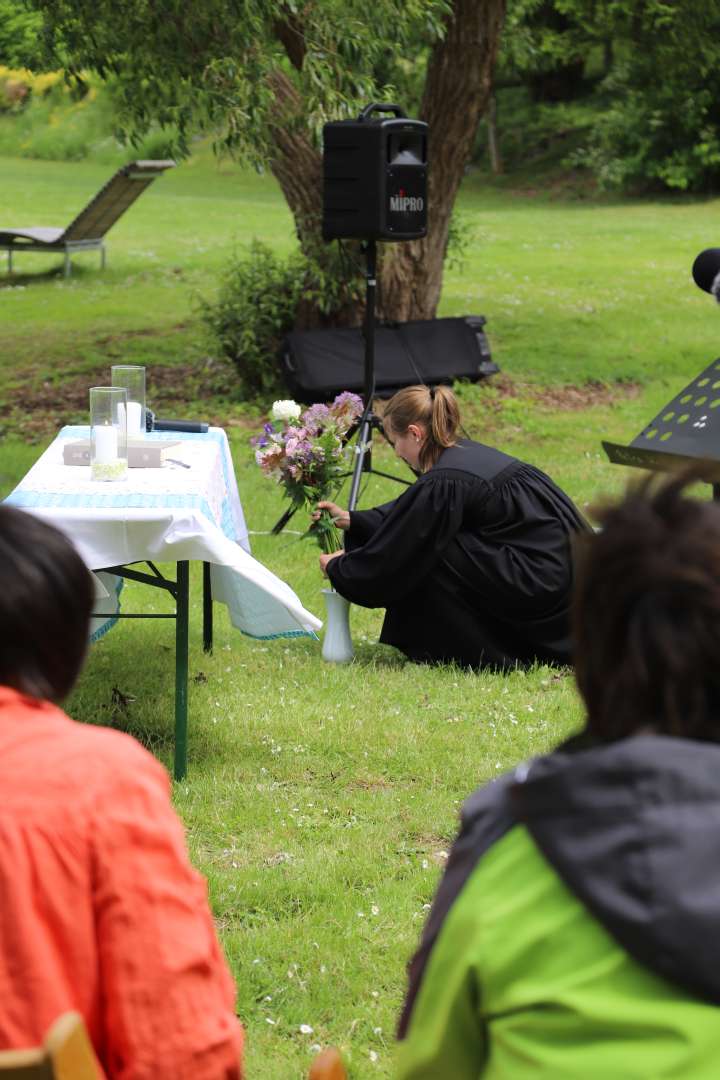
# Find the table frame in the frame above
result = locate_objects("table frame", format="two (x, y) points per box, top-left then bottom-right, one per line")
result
(92, 559), (214, 781)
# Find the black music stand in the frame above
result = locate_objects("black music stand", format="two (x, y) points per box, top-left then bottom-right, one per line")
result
(603, 357), (720, 497)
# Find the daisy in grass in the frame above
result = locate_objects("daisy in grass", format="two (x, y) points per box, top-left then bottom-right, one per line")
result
(252, 393), (363, 553)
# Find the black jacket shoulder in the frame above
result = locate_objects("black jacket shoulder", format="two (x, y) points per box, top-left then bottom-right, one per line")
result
(428, 439), (520, 485)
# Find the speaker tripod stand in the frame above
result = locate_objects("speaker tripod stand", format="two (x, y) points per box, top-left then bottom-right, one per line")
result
(346, 238), (413, 509)
(270, 238), (412, 537)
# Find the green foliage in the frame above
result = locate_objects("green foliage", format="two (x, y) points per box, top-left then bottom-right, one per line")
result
(0, 69), (181, 161)
(500, 0), (597, 97)
(571, 56), (720, 193)
(25, 0), (450, 163)
(475, 84), (601, 174)
(0, 0), (43, 69)
(498, 0), (720, 193)
(202, 241), (306, 401)
(0, 74), (111, 159)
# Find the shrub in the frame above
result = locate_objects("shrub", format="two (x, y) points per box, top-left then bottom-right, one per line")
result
(0, 65), (31, 112)
(569, 69), (720, 193)
(0, 69), (115, 159)
(202, 241), (306, 401)
(0, 66), (67, 114)
(203, 239), (364, 402)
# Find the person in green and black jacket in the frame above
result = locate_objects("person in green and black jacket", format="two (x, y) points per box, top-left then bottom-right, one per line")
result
(396, 467), (720, 1079)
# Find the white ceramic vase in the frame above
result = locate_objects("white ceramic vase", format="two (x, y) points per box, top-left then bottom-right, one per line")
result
(321, 588), (354, 663)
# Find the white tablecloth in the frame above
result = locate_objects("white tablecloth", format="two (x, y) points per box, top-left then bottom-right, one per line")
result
(5, 426), (322, 639)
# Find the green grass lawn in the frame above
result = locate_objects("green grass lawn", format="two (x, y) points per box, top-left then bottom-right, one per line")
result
(2, 149), (720, 1077)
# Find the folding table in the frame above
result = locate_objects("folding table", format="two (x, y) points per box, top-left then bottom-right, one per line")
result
(5, 426), (322, 778)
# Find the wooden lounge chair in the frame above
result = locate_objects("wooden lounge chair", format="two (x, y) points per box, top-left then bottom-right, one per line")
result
(0, 159), (175, 277)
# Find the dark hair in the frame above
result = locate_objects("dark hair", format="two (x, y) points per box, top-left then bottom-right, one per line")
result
(0, 505), (93, 702)
(573, 467), (720, 743)
(382, 384), (460, 471)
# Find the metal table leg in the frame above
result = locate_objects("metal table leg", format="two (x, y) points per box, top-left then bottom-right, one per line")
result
(202, 561), (213, 653)
(96, 560), (193, 779)
(174, 561), (189, 781)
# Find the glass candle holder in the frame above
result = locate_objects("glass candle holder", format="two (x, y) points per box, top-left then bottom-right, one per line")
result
(90, 386), (128, 482)
(111, 364), (146, 438)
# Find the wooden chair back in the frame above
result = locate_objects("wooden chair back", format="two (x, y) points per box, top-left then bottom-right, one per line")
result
(0, 1012), (102, 1080)
(308, 1046), (348, 1080)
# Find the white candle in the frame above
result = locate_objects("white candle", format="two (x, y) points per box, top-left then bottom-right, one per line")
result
(93, 424), (118, 463)
(126, 400), (143, 436)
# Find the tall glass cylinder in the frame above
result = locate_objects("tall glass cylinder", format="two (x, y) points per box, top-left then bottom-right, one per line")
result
(90, 386), (128, 482)
(111, 364), (146, 438)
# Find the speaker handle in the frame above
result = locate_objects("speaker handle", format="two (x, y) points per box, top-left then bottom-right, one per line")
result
(358, 102), (407, 121)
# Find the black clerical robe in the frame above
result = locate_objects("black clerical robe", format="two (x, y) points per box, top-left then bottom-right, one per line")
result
(326, 439), (589, 669)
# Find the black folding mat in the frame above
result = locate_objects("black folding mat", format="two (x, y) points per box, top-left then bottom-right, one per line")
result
(282, 316), (498, 403)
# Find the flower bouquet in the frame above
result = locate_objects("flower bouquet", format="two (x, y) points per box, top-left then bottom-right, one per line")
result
(252, 393), (364, 554)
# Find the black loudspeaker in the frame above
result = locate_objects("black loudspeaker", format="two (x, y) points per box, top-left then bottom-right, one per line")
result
(282, 316), (497, 403)
(322, 103), (428, 242)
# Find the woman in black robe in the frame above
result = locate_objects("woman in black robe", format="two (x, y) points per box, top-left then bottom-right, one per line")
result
(319, 384), (589, 669)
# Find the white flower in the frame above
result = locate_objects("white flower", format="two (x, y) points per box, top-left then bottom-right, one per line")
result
(271, 399), (301, 422)
(299, 1024), (314, 1035)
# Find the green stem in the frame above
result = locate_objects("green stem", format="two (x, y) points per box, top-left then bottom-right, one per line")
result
(318, 508), (342, 555)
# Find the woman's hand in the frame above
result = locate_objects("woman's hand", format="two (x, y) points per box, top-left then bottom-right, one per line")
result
(314, 501), (350, 530)
(319, 551), (343, 576)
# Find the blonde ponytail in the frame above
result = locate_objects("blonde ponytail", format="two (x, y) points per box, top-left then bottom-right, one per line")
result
(382, 384), (460, 471)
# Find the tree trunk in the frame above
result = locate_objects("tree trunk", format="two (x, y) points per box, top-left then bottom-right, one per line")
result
(266, 69), (322, 252)
(379, 0), (506, 322)
(487, 91), (503, 175)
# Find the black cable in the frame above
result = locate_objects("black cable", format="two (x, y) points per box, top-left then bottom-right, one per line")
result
(396, 324), (426, 386)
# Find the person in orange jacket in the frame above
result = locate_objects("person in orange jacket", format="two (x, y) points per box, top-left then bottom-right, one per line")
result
(0, 504), (243, 1079)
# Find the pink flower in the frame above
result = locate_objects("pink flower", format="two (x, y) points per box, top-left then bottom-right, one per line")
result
(329, 392), (364, 434)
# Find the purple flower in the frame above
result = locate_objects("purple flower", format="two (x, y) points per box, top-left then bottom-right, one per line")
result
(302, 403), (332, 435)
(251, 419), (279, 448)
(332, 391), (363, 414)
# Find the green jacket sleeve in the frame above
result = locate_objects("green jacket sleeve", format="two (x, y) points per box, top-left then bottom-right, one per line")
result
(395, 882), (487, 1079)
